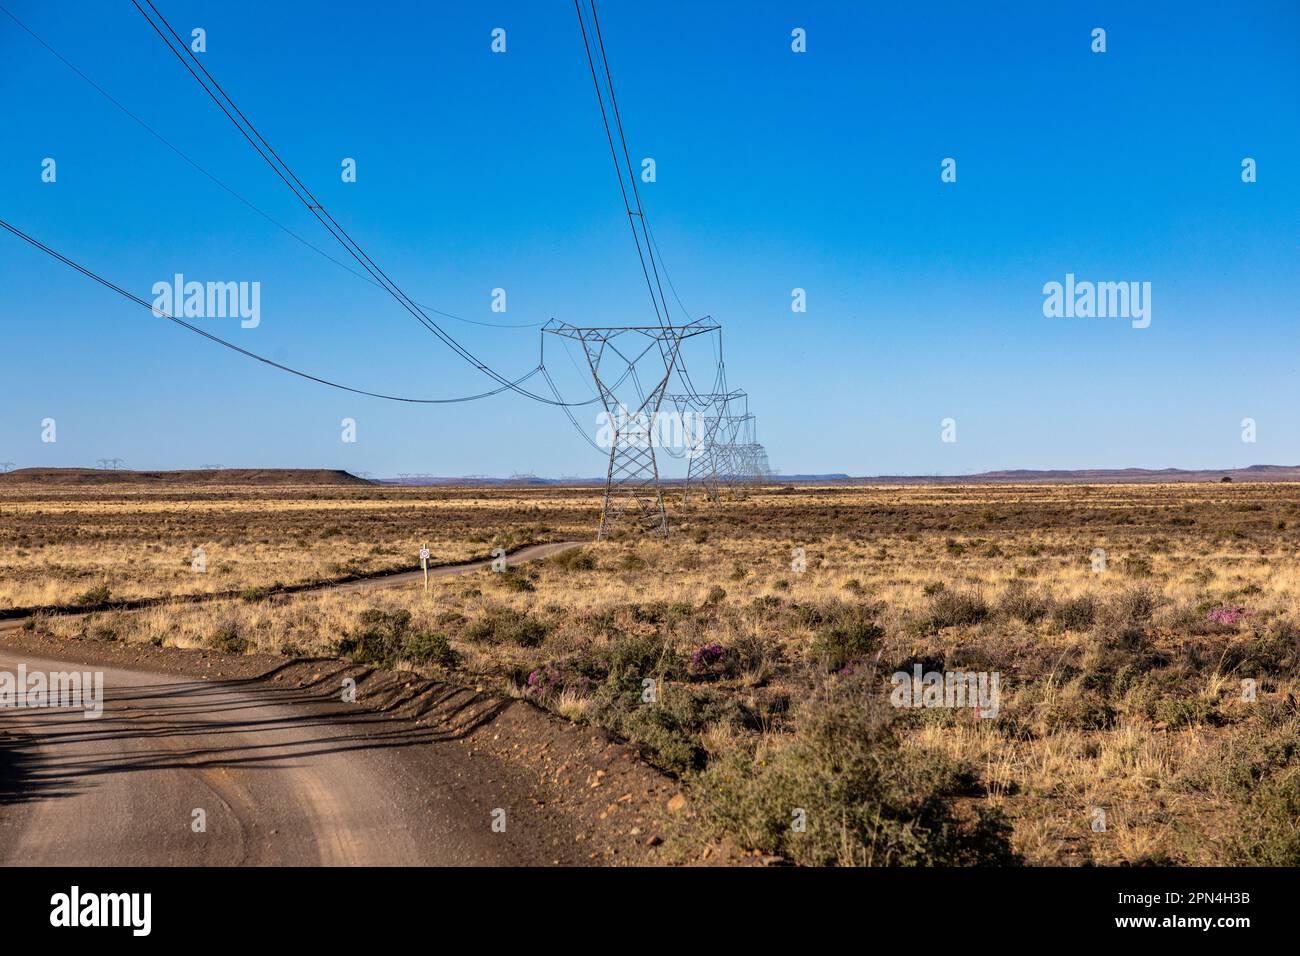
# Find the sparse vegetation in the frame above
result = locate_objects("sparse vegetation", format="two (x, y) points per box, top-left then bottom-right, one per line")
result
(15, 479), (1300, 865)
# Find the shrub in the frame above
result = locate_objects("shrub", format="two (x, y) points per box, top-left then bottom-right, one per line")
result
(402, 630), (458, 667)
(209, 623), (250, 655)
(524, 659), (597, 703)
(1241, 617), (1300, 674)
(589, 684), (750, 775)
(73, 583), (111, 607)
(687, 641), (739, 680)
(1233, 771), (1300, 864)
(1200, 721), (1300, 864)
(997, 582), (1050, 624)
(1052, 594), (1097, 631)
(1098, 587), (1160, 651)
(337, 608), (411, 665)
(604, 633), (679, 689)
(694, 682), (1017, 866)
(550, 547), (596, 571)
(497, 570), (535, 592)
(1207, 605), (1248, 628)
(1015, 678), (1115, 734)
(810, 609), (885, 672)
(921, 590), (989, 631)
(1122, 555), (1154, 578)
(1154, 695), (1219, 729)
(463, 606), (548, 647)
(618, 553), (648, 572)
(732, 633), (780, 686)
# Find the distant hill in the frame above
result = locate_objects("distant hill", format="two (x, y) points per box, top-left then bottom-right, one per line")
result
(832, 465), (1300, 485)
(0, 468), (371, 486)
(375, 474), (853, 486)
(379, 467), (1299, 486)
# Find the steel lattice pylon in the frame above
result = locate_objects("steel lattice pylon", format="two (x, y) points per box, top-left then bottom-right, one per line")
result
(706, 393), (771, 495)
(665, 389), (746, 505)
(544, 318), (720, 539)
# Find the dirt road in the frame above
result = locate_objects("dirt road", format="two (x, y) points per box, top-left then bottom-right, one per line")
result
(0, 540), (676, 866)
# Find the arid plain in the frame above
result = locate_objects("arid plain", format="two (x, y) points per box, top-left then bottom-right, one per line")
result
(3, 474), (1298, 866)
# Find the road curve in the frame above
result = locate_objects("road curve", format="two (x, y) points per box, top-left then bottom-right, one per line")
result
(0, 541), (591, 865)
(327, 540), (583, 594)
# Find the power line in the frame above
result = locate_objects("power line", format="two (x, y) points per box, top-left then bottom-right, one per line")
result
(0, 217), (540, 405)
(129, 0), (585, 407)
(0, 3), (543, 331)
(574, 1), (722, 408)
(589, 0), (675, 326)
(572, 0), (667, 330)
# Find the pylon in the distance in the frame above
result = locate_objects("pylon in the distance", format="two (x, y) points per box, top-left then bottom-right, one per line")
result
(544, 317), (720, 539)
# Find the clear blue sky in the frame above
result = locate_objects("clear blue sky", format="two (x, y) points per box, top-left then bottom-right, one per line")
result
(2, 0), (1297, 477)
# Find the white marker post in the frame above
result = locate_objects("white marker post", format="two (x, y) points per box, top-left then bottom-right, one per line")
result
(420, 545), (430, 592)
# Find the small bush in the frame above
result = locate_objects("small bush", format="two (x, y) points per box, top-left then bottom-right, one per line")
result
(73, 584), (111, 607)
(337, 608), (412, 665)
(1241, 618), (1300, 674)
(1233, 771), (1300, 864)
(810, 609), (885, 672)
(589, 684), (750, 775)
(463, 606), (547, 647)
(402, 630), (458, 667)
(209, 623), (250, 655)
(1098, 587), (1160, 651)
(550, 547), (596, 571)
(997, 582), (1050, 624)
(604, 633), (679, 688)
(618, 553), (648, 572)
(921, 590), (989, 631)
(694, 682), (1017, 866)
(1052, 594), (1097, 631)
(1155, 695), (1219, 729)
(1122, 555), (1154, 578)
(1019, 679), (1115, 733)
(497, 570), (535, 593)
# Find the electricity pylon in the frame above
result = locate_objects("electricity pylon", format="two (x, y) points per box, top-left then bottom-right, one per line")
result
(544, 317), (719, 539)
(665, 389), (746, 505)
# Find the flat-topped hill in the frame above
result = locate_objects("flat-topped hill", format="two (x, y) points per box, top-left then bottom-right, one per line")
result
(0, 468), (371, 486)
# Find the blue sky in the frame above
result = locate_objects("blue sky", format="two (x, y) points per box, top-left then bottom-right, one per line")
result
(2, 0), (1297, 477)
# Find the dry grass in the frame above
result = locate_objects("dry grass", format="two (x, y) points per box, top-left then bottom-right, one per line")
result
(15, 479), (1300, 864)
(0, 483), (593, 608)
